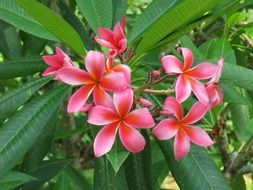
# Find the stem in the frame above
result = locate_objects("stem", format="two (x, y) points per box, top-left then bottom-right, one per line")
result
(140, 88), (174, 96)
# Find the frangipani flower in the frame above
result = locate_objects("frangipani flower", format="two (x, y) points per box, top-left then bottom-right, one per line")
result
(161, 47), (218, 104)
(205, 58), (224, 109)
(153, 97), (213, 160)
(95, 17), (127, 56)
(57, 51), (128, 113)
(42, 47), (73, 78)
(88, 88), (155, 157)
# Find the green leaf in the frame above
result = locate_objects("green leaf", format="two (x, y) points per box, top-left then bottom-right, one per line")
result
(157, 140), (231, 190)
(75, 0), (113, 33)
(54, 172), (73, 190)
(0, 0), (57, 41)
(0, 171), (36, 190)
(133, 0), (220, 54)
(54, 125), (89, 141)
(124, 131), (153, 190)
(22, 159), (71, 190)
(94, 156), (128, 190)
(199, 38), (236, 64)
(231, 176), (246, 190)
(106, 137), (130, 173)
(0, 84), (69, 178)
(229, 103), (252, 142)
(16, 0), (86, 56)
(221, 64), (253, 90)
(0, 57), (47, 79)
(0, 77), (51, 124)
(22, 113), (57, 171)
(112, 0), (126, 27)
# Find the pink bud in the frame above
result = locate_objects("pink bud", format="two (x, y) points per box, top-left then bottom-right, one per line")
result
(209, 58), (224, 84)
(159, 110), (173, 117)
(138, 98), (153, 107)
(151, 70), (161, 77)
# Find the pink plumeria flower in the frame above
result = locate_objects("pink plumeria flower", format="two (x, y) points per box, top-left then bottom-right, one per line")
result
(161, 47), (218, 104)
(87, 88), (155, 157)
(42, 47), (73, 79)
(95, 17), (127, 56)
(205, 58), (224, 109)
(57, 51), (128, 113)
(153, 97), (213, 161)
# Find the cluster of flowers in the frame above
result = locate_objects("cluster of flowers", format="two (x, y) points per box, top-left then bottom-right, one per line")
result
(42, 18), (224, 160)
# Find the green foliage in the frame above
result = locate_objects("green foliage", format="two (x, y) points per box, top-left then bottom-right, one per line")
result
(16, 0), (86, 56)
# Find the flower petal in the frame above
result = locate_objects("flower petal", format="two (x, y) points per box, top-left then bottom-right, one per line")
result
(93, 86), (114, 108)
(152, 119), (178, 140)
(174, 129), (190, 161)
(190, 78), (209, 104)
(209, 58), (224, 83)
(100, 72), (127, 92)
(163, 97), (183, 120)
(161, 55), (183, 74)
(88, 105), (119, 125)
(85, 51), (105, 80)
(124, 108), (155, 129)
(67, 84), (95, 113)
(119, 123), (145, 153)
(94, 37), (116, 49)
(113, 22), (125, 42)
(94, 123), (119, 157)
(175, 74), (192, 103)
(112, 64), (131, 86)
(181, 47), (193, 70)
(98, 27), (114, 42)
(42, 55), (62, 67)
(113, 88), (133, 117)
(118, 39), (127, 54)
(183, 125), (214, 146)
(185, 62), (217, 80)
(42, 67), (58, 76)
(57, 67), (94, 85)
(182, 101), (208, 124)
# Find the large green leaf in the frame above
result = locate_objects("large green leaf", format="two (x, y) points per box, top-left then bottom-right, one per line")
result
(112, 0), (126, 27)
(0, 57), (47, 79)
(75, 0), (113, 33)
(124, 131), (153, 190)
(16, 0), (86, 56)
(132, 0), (219, 54)
(0, 84), (69, 177)
(106, 138), (130, 173)
(221, 64), (253, 90)
(0, 171), (36, 190)
(0, 77), (51, 124)
(54, 171), (73, 190)
(22, 159), (71, 190)
(0, 0), (57, 41)
(94, 156), (128, 190)
(158, 140), (231, 190)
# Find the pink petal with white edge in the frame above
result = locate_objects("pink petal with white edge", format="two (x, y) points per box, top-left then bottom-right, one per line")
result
(183, 125), (214, 146)
(67, 84), (95, 113)
(57, 67), (94, 85)
(190, 78), (209, 105)
(113, 88), (133, 117)
(63, 57), (74, 68)
(98, 27), (114, 42)
(182, 101), (208, 124)
(163, 97), (183, 120)
(94, 37), (116, 49)
(185, 62), (217, 80)
(209, 58), (224, 83)
(56, 47), (68, 59)
(100, 72), (127, 92)
(42, 55), (62, 67)
(181, 47), (194, 70)
(113, 22), (125, 43)
(161, 55), (183, 74)
(85, 51), (105, 80)
(206, 83), (218, 105)
(88, 106), (119, 125)
(93, 86), (114, 108)
(152, 119), (178, 140)
(112, 64), (131, 86)
(175, 74), (192, 103)
(42, 67), (58, 76)
(118, 38), (127, 54)
(124, 108), (155, 129)
(94, 122), (119, 157)
(174, 129), (190, 161)
(119, 123), (146, 153)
